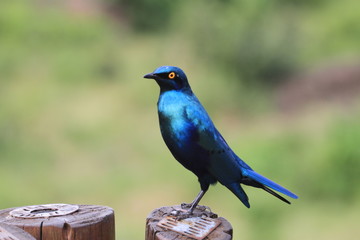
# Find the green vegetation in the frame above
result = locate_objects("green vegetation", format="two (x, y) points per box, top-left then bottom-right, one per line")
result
(0, 0), (359, 239)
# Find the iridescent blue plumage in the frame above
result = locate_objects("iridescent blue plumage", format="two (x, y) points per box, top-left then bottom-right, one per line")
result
(144, 66), (298, 214)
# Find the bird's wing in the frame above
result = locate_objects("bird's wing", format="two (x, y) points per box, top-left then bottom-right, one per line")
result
(184, 97), (252, 168)
(183, 98), (249, 178)
(183, 99), (229, 152)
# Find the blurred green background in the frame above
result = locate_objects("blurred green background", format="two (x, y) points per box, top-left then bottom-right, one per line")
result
(1, 0), (360, 239)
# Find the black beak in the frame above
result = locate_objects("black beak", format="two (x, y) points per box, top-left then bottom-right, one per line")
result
(143, 73), (156, 79)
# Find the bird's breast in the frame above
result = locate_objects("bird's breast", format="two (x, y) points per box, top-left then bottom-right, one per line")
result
(158, 108), (194, 147)
(157, 91), (197, 147)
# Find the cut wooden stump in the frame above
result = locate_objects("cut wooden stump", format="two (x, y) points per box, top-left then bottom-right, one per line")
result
(146, 205), (233, 240)
(0, 204), (115, 240)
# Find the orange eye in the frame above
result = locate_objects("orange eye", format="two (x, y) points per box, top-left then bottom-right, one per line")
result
(168, 72), (176, 79)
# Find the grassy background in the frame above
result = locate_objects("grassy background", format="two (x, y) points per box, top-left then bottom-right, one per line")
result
(0, 0), (360, 239)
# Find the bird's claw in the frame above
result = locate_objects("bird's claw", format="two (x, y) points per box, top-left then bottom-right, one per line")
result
(170, 210), (192, 220)
(180, 202), (192, 209)
(181, 203), (214, 214)
(169, 204), (218, 220)
(170, 209), (210, 220)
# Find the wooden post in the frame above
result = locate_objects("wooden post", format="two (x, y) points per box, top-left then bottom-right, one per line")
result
(0, 204), (115, 240)
(146, 205), (233, 240)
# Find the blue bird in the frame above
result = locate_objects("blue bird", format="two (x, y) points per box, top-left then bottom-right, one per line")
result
(144, 66), (298, 216)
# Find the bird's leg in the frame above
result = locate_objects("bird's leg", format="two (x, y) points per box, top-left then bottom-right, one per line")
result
(186, 189), (205, 214)
(180, 189), (205, 211)
(174, 190), (214, 220)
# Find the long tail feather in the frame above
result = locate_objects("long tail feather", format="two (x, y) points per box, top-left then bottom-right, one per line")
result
(243, 169), (298, 199)
(262, 186), (291, 204)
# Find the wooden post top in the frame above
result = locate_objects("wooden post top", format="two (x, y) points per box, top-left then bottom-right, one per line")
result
(146, 205), (233, 240)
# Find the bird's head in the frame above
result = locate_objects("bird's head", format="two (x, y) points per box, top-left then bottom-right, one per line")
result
(144, 66), (190, 91)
